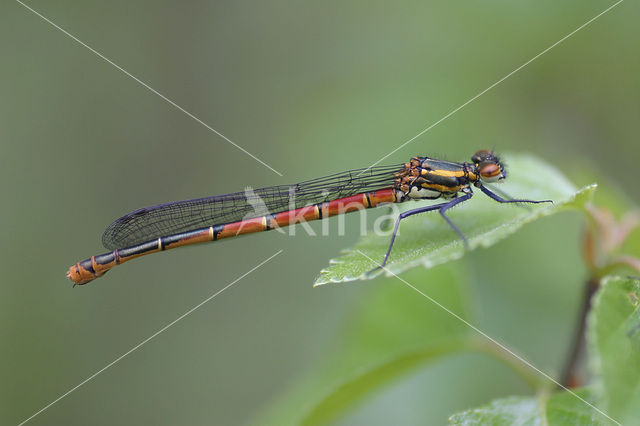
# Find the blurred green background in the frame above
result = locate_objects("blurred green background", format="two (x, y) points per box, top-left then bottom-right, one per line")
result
(1, 1), (638, 424)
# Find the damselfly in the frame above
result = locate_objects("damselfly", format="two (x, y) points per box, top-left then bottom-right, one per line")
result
(67, 150), (551, 285)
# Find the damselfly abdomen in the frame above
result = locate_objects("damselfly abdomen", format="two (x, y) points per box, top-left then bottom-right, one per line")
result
(67, 150), (551, 285)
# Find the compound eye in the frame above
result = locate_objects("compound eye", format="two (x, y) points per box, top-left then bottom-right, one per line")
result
(479, 162), (501, 179)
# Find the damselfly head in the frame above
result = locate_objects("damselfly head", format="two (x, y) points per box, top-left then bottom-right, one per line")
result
(472, 150), (506, 183)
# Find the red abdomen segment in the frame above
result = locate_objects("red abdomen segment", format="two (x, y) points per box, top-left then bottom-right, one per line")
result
(67, 189), (397, 285)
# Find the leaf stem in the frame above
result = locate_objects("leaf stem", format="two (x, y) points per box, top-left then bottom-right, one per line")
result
(470, 337), (545, 391)
(560, 277), (599, 388)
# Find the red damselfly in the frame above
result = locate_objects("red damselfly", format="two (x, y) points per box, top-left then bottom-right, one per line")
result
(67, 150), (551, 285)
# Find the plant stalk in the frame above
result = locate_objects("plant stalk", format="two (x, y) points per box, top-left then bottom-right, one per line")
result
(560, 277), (599, 388)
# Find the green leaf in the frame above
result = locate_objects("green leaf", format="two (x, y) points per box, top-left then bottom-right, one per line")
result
(300, 336), (547, 426)
(587, 276), (640, 424)
(253, 265), (473, 425)
(449, 395), (541, 425)
(449, 388), (612, 426)
(316, 153), (595, 285)
(545, 389), (610, 426)
(301, 341), (469, 426)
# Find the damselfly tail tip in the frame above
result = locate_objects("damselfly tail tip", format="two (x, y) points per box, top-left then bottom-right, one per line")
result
(65, 269), (77, 288)
(66, 262), (97, 286)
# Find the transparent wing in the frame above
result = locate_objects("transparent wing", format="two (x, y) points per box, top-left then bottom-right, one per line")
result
(102, 164), (403, 249)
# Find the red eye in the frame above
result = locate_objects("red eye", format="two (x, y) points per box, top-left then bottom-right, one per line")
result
(479, 163), (500, 178)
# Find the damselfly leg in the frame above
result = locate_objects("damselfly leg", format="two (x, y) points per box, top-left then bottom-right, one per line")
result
(368, 190), (473, 275)
(478, 185), (553, 205)
(368, 186), (552, 276)
(482, 185), (516, 202)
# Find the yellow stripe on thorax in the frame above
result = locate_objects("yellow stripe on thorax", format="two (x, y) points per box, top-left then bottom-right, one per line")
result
(421, 182), (462, 193)
(421, 169), (465, 178)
